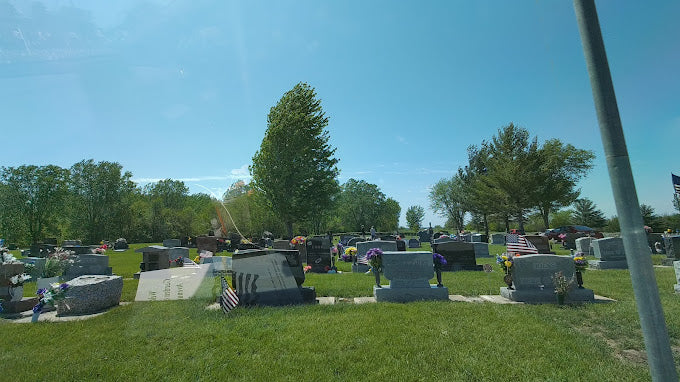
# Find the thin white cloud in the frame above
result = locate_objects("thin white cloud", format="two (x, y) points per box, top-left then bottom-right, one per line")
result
(132, 164), (252, 185)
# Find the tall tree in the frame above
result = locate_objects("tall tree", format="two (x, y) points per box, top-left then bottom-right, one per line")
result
(429, 175), (467, 233)
(0, 165), (68, 244)
(144, 179), (190, 240)
(68, 159), (136, 243)
(405, 205), (425, 232)
(534, 139), (594, 230)
(570, 198), (606, 228)
(336, 179), (398, 232)
(640, 204), (661, 231)
(250, 82), (340, 237)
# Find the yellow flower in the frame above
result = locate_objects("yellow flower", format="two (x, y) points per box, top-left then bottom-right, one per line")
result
(501, 255), (508, 260)
(194, 256), (200, 263)
(504, 260), (512, 268)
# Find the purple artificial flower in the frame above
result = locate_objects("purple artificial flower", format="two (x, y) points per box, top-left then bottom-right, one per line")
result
(366, 248), (384, 261)
(36, 288), (47, 296)
(33, 302), (44, 314)
(59, 283), (69, 290)
(433, 253), (447, 266)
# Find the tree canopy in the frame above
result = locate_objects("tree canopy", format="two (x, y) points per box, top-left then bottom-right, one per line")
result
(405, 205), (425, 232)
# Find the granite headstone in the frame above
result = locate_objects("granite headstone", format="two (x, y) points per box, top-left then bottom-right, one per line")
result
(374, 251), (449, 302)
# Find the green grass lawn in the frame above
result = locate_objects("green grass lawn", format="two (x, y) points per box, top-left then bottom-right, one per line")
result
(2, 241), (679, 380)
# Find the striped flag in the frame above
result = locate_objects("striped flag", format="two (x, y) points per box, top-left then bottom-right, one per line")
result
(220, 276), (239, 314)
(673, 173), (680, 194)
(506, 234), (538, 254)
(356, 252), (369, 265)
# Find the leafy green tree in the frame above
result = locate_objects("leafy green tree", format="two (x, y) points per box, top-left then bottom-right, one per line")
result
(429, 175), (467, 233)
(378, 198), (401, 232)
(67, 159), (136, 243)
(0, 165), (68, 244)
(640, 204), (662, 231)
(144, 179), (190, 240)
(405, 205), (425, 232)
(534, 139), (594, 230)
(570, 198), (607, 228)
(336, 179), (398, 232)
(250, 82), (340, 237)
(605, 216), (620, 232)
(549, 209), (573, 228)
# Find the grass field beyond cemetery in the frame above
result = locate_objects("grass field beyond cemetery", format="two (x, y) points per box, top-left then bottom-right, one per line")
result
(2, 242), (679, 381)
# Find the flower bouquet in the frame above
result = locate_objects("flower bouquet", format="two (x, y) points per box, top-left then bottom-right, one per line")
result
(433, 253), (447, 287)
(573, 255), (588, 271)
(496, 253), (517, 289)
(552, 271), (574, 304)
(344, 246), (357, 263)
(33, 283), (70, 320)
(366, 248), (383, 287)
(303, 265), (312, 273)
(174, 257), (184, 267)
(290, 236), (306, 246)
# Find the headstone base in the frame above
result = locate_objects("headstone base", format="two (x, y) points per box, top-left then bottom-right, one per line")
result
(662, 258), (677, 266)
(675, 284), (680, 294)
(588, 260), (628, 270)
(352, 263), (370, 273)
(0, 297), (39, 314)
(301, 286), (316, 303)
(373, 285), (449, 303)
(500, 287), (594, 303)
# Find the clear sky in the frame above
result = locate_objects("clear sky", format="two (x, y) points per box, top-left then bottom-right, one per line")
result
(1, 0), (678, 227)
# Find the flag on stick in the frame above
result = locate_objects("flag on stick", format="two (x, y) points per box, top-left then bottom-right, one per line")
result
(356, 253), (369, 265)
(672, 173), (680, 194)
(506, 234), (539, 254)
(220, 276), (239, 314)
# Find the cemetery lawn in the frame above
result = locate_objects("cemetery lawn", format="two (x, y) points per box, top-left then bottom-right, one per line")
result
(3, 242), (679, 380)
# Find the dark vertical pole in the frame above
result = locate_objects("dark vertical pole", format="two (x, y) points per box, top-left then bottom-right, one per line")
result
(573, 1), (677, 380)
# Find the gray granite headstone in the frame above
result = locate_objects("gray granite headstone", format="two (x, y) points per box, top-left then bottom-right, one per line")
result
(62, 245), (95, 255)
(273, 239), (290, 250)
(347, 237), (363, 247)
(167, 247), (189, 262)
(589, 237), (628, 269)
(163, 239), (181, 248)
(459, 234), (472, 242)
(196, 236), (218, 254)
(575, 237), (593, 255)
(408, 238), (420, 248)
(471, 234), (482, 243)
(62, 240), (82, 247)
(19, 257), (46, 278)
(490, 233), (505, 245)
(674, 261), (680, 293)
(354, 240), (397, 273)
(524, 235), (553, 254)
(562, 233), (587, 250)
(663, 236), (680, 265)
(472, 242), (490, 258)
(431, 241), (481, 271)
(432, 237), (455, 245)
(135, 245), (170, 276)
(58, 275), (123, 315)
(374, 251), (448, 302)
(501, 254), (594, 303)
(231, 249), (315, 306)
(62, 254), (113, 280)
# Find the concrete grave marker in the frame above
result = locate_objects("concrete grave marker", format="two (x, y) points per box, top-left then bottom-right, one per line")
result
(472, 242), (491, 258)
(524, 235), (553, 254)
(59, 275), (123, 314)
(575, 237), (594, 255)
(163, 238), (181, 248)
(374, 251), (449, 302)
(354, 240), (397, 273)
(490, 234), (505, 245)
(589, 237), (628, 269)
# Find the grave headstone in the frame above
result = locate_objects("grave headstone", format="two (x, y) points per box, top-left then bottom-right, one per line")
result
(562, 233), (587, 250)
(501, 254), (594, 303)
(471, 234), (482, 243)
(58, 275), (123, 315)
(113, 238), (129, 250)
(306, 236), (332, 272)
(417, 230), (431, 243)
(231, 249), (315, 306)
(472, 242), (490, 258)
(674, 261), (680, 293)
(62, 254), (113, 280)
(432, 236), (456, 245)
(167, 247), (190, 262)
(354, 240), (397, 273)
(575, 237), (594, 255)
(62, 240), (82, 247)
(490, 233), (506, 245)
(647, 233), (664, 253)
(408, 238), (420, 248)
(347, 237), (363, 247)
(135, 264), (210, 301)
(273, 239), (291, 250)
(663, 236), (680, 265)
(134, 245), (170, 278)
(62, 245), (94, 255)
(196, 236), (218, 254)
(163, 238), (181, 248)
(340, 235), (356, 246)
(203, 256), (232, 275)
(459, 234), (472, 242)
(589, 237), (628, 269)
(374, 251), (449, 302)
(431, 241), (482, 271)
(396, 239), (406, 251)
(524, 235), (553, 254)
(0, 263), (40, 313)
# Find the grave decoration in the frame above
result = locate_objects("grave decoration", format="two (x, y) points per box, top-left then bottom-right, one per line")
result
(374, 251), (449, 303)
(1, 251), (40, 314)
(432, 253), (447, 287)
(354, 240), (397, 273)
(342, 246), (355, 262)
(32, 282), (70, 322)
(231, 249), (315, 306)
(366, 248), (383, 286)
(552, 271), (574, 305)
(573, 255), (587, 288)
(500, 254), (594, 303)
(496, 253), (516, 289)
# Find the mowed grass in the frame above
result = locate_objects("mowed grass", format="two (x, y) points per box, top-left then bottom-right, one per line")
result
(2, 240), (679, 380)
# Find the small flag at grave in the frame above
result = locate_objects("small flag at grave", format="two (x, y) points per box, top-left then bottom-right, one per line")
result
(672, 173), (680, 194)
(506, 234), (538, 254)
(220, 277), (239, 314)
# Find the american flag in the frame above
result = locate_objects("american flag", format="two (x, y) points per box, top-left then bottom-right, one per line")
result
(506, 234), (538, 254)
(673, 173), (680, 194)
(220, 276), (239, 314)
(356, 252), (369, 265)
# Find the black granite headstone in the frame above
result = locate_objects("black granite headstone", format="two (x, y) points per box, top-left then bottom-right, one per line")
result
(306, 236), (332, 272)
(431, 241), (482, 271)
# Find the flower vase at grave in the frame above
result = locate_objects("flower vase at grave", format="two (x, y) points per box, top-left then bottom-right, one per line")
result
(9, 285), (23, 301)
(556, 293), (566, 305)
(503, 273), (513, 290)
(31, 310), (40, 323)
(436, 269), (443, 288)
(373, 268), (381, 287)
(575, 270), (584, 289)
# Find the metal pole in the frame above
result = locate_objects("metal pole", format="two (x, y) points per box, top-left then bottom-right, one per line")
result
(573, 1), (677, 380)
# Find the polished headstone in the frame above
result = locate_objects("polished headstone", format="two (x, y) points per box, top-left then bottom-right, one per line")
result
(374, 251), (448, 302)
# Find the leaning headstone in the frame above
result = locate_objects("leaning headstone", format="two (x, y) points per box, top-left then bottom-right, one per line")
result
(374, 251), (449, 302)
(524, 235), (553, 254)
(575, 237), (594, 255)
(490, 233), (506, 245)
(432, 242), (482, 271)
(501, 254), (594, 303)
(354, 240), (397, 273)
(472, 242), (490, 258)
(589, 237), (628, 269)
(674, 261), (680, 293)
(273, 239), (290, 250)
(58, 275), (123, 315)
(163, 238), (181, 248)
(231, 249), (315, 306)
(196, 236), (218, 254)
(134, 245), (170, 278)
(135, 264), (210, 301)
(62, 254), (113, 280)
(408, 238), (420, 248)
(306, 236), (332, 273)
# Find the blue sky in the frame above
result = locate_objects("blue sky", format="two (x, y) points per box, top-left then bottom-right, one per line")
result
(1, 0), (678, 227)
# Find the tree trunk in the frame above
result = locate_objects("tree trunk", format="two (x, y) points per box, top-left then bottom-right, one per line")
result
(541, 206), (550, 231)
(504, 216), (510, 232)
(285, 221), (294, 239)
(483, 213), (489, 237)
(517, 210), (525, 234)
